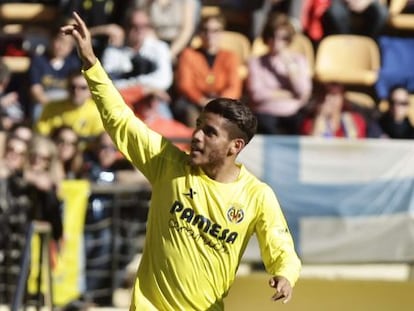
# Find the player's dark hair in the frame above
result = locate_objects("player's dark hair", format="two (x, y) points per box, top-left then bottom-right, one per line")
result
(204, 98), (257, 145)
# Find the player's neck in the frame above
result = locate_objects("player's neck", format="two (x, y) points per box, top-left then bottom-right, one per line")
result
(202, 162), (240, 183)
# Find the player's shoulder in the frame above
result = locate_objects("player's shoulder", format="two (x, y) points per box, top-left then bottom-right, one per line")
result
(240, 165), (273, 193)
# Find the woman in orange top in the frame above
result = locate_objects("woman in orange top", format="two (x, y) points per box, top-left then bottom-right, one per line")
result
(174, 13), (243, 127)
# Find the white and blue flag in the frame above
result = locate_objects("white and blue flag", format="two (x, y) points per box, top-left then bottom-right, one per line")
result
(238, 136), (414, 263)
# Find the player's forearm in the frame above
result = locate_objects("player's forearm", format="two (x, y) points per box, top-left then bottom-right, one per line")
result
(81, 52), (97, 71)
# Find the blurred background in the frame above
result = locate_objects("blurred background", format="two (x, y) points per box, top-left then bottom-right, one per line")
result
(1, 0), (414, 310)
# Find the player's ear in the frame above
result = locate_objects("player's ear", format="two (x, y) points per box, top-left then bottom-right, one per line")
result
(229, 138), (245, 156)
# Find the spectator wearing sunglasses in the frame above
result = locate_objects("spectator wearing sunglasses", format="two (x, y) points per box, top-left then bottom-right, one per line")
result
(379, 86), (414, 139)
(0, 134), (63, 303)
(51, 125), (84, 179)
(34, 70), (104, 141)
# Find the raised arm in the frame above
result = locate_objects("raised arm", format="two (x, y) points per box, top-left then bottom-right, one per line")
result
(60, 12), (182, 183)
(60, 12), (97, 70)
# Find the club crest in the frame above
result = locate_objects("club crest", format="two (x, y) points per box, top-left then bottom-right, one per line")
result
(227, 206), (244, 224)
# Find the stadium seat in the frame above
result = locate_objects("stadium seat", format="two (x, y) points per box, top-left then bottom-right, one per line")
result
(388, 0), (414, 31)
(0, 3), (60, 56)
(375, 36), (414, 99)
(314, 35), (380, 86)
(201, 5), (221, 17)
(251, 33), (315, 75)
(217, 31), (251, 63)
(0, 3), (58, 24)
(1, 56), (30, 73)
(345, 91), (377, 109)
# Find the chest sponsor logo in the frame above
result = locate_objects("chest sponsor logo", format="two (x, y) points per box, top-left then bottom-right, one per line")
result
(169, 200), (239, 252)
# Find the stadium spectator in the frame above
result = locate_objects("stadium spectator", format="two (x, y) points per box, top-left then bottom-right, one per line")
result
(302, 0), (388, 43)
(252, 0), (302, 39)
(0, 134), (30, 303)
(9, 122), (33, 143)
(135, 0), (199, 61)
(28, 24), (81, 120)
(132, 93), (193, 150)
(0, 134), (63, 304)
(0, 60), (25, 131)
(100, 6), (173, 118)
(50, 125), (85, 179)
(174, 12), (243, 127)
(247, 13), (312, 134)
(25, 134), (65, 192)
(0, 122), (33, 159)
(379, 86), (414, 139)
(300, 82), (368, 138)
(34, 70), (104, 140)
(0, 134), (28, 177)
(61, 0), (133, 57)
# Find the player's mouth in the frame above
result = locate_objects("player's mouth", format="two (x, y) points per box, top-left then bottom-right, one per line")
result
(190, 144), (203, 156)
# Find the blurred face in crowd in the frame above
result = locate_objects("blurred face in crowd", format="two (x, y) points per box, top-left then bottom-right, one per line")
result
(29, 139), (53, 173)
(52, 33), (75, 59)
(4, 136), (28, 172)
(390, 87), (410, 122)
(69, 74), (91, 106)
(319, 83), (346, 117)
(55, 128), (79, 163)
(97, 132), (119, 169)
(268, 28), (292, 54)
(127, 10), (152, 50)
(12, 125), (33, 143)
(200, 17), (223, 53)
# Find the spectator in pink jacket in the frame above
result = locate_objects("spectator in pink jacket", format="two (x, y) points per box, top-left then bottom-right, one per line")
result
(247, 13), (312, 134)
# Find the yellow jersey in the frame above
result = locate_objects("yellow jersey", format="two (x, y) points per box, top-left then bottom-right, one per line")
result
(35, 97), (104, 138)
(84, 61), (301, 311)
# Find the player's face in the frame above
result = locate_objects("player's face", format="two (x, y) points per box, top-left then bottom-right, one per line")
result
(190, 112), (233, 169)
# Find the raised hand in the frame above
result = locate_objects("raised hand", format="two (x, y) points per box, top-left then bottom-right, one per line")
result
(60, 12), (96, 69)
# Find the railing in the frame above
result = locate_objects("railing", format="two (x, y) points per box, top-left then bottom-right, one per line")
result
(12, 221), (53, 311)
(85, 182), (151, 305)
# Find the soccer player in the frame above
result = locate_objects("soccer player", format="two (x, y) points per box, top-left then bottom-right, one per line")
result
(61, 12), (302, 310)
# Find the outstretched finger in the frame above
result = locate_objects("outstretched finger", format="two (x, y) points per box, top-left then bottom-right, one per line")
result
(72, 12), (87, 37)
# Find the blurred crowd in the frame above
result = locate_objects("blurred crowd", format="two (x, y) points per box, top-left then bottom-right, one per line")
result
(1, 0), (414, 308)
